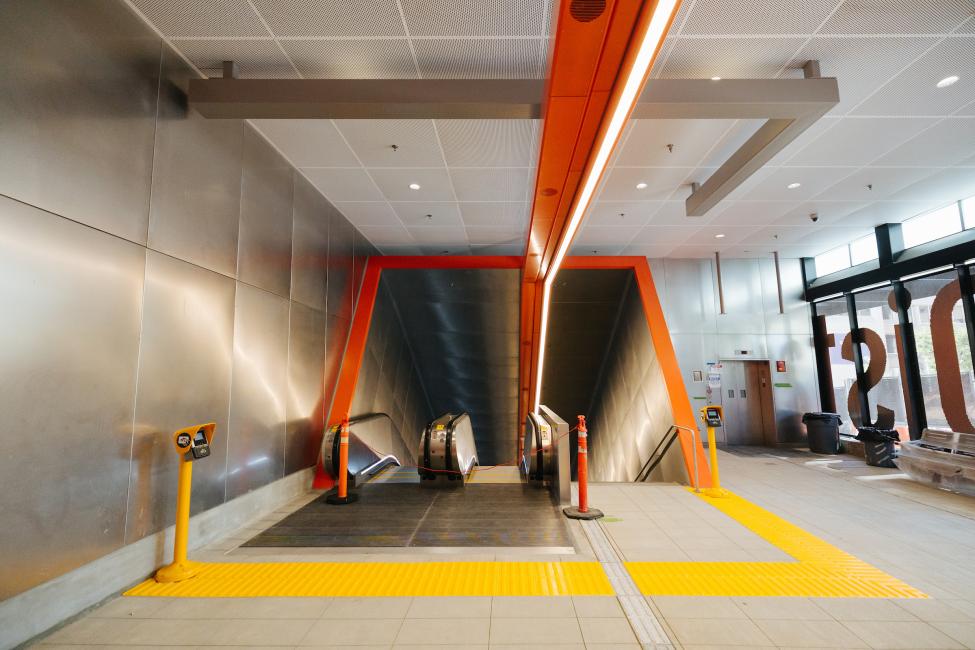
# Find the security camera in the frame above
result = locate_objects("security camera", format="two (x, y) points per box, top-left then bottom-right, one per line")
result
(809, 212), (819, 223)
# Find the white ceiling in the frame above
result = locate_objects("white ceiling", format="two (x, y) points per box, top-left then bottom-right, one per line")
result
(128, 0), (975, 260)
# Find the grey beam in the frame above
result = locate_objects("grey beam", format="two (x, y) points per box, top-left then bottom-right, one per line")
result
(188, 78), (544, 119)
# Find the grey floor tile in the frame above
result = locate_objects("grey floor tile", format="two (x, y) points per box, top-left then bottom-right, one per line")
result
(651, 596), (747, 620)
(488, 617), (583, 645)
(491, 596), (575, 618)
(666, 618), (774, 647)
(733, 597), (833, 621)
(406, 596), (492, 618)
(842, 620), (965, 649)
(321, 597), (412, 620)
(930, 621), (975, 648)
(578, 618), (638, 644)
(571, 596), (625, 618)
(299, 618), (403, 646)
(394, 617), (490, 645)
(813, 598), (920, 622)
(753, 618), (869, 648)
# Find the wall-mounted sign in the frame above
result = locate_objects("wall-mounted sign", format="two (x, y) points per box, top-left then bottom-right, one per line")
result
(692, 370), (703, 382)
(776, 360), (786, 372)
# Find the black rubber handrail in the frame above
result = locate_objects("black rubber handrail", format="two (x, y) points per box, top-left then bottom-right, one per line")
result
(635, 425), (679, 482)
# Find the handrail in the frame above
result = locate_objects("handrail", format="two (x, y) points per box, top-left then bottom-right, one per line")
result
(636, 424), (701, 491)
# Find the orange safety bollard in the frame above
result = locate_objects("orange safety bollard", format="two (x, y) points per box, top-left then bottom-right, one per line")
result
(563, 415), (603, 520)
(326, 418), (358, 505)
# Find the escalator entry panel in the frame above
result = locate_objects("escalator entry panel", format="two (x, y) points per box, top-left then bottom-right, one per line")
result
(419, 412), (479, 484)
(321, 414), (402, 487)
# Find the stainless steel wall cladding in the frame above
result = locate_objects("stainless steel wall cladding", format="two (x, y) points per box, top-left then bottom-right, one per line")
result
(0, 0), (372, 600)
(125, 251), (236, 544)
(0, 196), (146, 600)
(587, 281), (682, 483)
(226, 283), (290, 499)
(349, 281), (431, 460)
(649, 257), (818, 443)
(382, 269), (521, 465)
(148, 48), (243, 277)
(238, 124), (294, 298)
(0, 0), (159, 244)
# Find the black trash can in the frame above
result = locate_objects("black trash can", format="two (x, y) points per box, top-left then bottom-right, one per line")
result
(856, 427), (899, 468)
(802, 412), (842, 454)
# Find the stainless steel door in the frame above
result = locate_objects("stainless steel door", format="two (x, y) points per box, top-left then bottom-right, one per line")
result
(722, 361), (777, 445)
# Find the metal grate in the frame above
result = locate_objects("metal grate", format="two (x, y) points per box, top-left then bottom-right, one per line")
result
(250, 0), (405, 37)
(130, 0), (270, 37)
(401, 0), (550, 37)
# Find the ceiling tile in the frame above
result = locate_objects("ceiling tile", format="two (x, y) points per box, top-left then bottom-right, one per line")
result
(171, 39), (297, 78)
(667, 245), (723, 258)
(621, 244), (677, 257)
(615, 119), (738, 167)
(813, 166), (939, 201)
(885, 166), (975, 204)
(131, 0), (269, 37)
(630, 225), (701, 246)
(698, 119), (767, 168)
(282, 39), (418, 78)
(573, 225), (643, 249)
(818, 0), (974, 34)
(389, 201), (463, 227)
(835, 200), (941, 227)
(465, 225), (526, 246)
(369, 168), (455, 202)
(694, 225), (764, 245)
(772, 200), (870, 226)
(413, 38), (545, 78)
(661, 37), (807, 79)
(784, 117), (940, 166)
(459, 202), (530, 227)
(645, 200), (716, 225)
(436, 120), (538, 167)
(356, 224), (415, 247)
(333, 201), (402, 227)
(303, 168), (383, 202)
(471, 241), (525, 255)
(335, 120), (444, 167)
(742, 166), (855, 201)
(250, 0), (405, 37)
(586, 201), (661, 227)
(852, 38), (975, 117)
(679, 0), (840, 36)
(873, 118), (975, 167)
(709, 200), (798, 225)
(450, 168), (531, 202)
(786, 37), (940, 115)
(400, 0), (551, 37)
(252, 120), (358, 167)
(406, 225), (470, 245)
(599, 167), (693, 201)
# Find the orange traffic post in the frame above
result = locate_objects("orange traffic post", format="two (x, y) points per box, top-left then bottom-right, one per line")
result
(563, 415), (603, 520)
(326, 418), (358, 505)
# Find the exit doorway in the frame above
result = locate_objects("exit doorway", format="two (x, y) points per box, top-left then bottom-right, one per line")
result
(718, 360), (777, 446)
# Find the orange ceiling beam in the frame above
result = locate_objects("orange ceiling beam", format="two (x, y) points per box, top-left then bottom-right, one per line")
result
(519, 0), (680, 430)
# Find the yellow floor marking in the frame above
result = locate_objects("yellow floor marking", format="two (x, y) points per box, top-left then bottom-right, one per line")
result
(625, 490), (927, 598)
(126, 561), (612, 598)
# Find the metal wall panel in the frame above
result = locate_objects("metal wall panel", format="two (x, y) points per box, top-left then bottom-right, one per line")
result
(716, 258), (766, 334)
(660, 258), (718, 334)
(147, 47), (243, 277)
(125, 251), (235, 543)
(353, 231), (379, 310)
(238, 124), (294, 298)
(324, 313), (351, 423)
(285, 301), (327, 473)
(326, 209), (355, 319)
(767, 333), (820, 442)
(291, 175), (330, 310)
(759, 257), (813, 336)
(226, 283), (290, 499)
(0, 0), (159, 244)
(0, 196), (146, 599)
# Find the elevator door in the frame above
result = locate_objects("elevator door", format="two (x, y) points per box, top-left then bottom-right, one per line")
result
(721, 361), (776, 445)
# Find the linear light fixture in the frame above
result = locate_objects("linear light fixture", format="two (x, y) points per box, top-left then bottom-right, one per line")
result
(533, 0), (680, 413)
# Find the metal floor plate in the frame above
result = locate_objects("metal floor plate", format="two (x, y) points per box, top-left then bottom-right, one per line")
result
(242, 483), (573, 548)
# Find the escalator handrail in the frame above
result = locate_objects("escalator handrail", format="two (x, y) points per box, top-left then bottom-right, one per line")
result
(636, 425), (679, 482)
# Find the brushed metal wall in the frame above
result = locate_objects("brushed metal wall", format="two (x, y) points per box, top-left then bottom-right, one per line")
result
(350, 281), (432, 459)
(649, 257), (819, 443)
(586, 280), (683, 482)
(0, 0), (371, 600)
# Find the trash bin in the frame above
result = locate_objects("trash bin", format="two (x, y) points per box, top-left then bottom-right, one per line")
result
(802, 412), (842, 454)
(856, 427), (899, 468)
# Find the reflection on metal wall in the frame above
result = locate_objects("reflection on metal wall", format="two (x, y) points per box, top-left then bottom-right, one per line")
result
(382, 269), (521, 465)
(0, 0), (370, 600)
(650, 257), (819, 443)
(587, 281), (682, 482)
(350, 281), (432, 460)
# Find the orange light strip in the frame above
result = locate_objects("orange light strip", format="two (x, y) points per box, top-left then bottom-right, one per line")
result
(532, 0), (681, 414)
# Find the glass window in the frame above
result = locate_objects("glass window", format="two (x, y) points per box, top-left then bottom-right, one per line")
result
(815, 245), (851, 277)
(903, 270), (974, 432)
(963, 197), (975, 230)
(901, 203), (962, 248)
(850, 234), (879, 266)
(854, 287), (908, 439)
(818, 297), (855, 435)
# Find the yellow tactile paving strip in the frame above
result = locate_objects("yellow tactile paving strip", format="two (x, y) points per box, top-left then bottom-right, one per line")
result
(625, 489), (927, 598)
(125, 561), (613, 597)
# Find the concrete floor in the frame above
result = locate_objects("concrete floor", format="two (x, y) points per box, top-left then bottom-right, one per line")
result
(34, 448), (975, 649)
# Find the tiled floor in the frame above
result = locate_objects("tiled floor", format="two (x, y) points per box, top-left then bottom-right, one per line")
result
(33, 448), (975, 649)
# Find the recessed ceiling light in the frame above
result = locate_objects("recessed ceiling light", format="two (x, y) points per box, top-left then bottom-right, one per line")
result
(936, 75), (959, 88)
(787, 182), (801, 189)
(715, 233), (726, 239)
(711, 76), (722, 81)
(408, 183), (421, 190)
(636, 182), (648, 189)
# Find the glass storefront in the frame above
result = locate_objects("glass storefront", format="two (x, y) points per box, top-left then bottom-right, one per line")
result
(854, 286), (908, 439)
(817, 297), (855, 436)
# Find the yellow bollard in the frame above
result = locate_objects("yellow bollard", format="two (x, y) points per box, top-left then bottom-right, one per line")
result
(699, 406), (729, 498)
(155, 423), (216, 583)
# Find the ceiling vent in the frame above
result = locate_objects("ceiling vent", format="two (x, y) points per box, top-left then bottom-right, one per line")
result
(570, 0), (606, 23)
